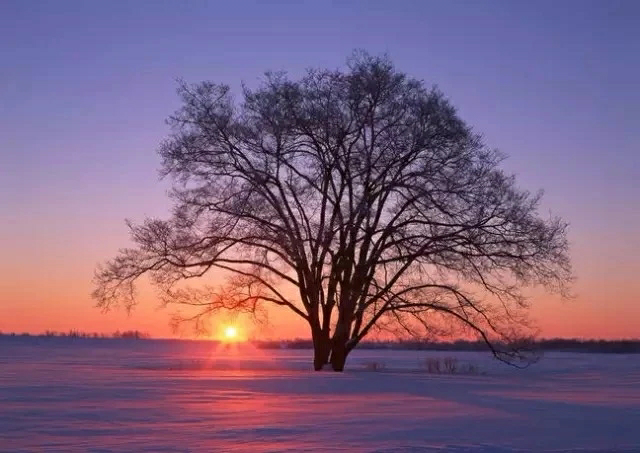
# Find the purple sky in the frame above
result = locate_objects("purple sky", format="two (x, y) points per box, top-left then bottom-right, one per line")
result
(1, 0), (638, 338)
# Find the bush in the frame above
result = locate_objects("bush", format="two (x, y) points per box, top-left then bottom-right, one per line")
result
(422, 357), (483, 375)
(443, 357), (458, 373)
(424, 358), (441, 373)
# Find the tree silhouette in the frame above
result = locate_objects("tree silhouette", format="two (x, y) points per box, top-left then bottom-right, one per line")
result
(93, 52), (572, 371)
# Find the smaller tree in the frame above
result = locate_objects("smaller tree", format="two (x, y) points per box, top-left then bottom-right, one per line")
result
(93, 52), (572, 371)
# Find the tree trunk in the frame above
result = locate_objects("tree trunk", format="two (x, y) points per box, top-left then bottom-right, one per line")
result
(329, 338), (348, 371)
(312, 330), (330, 371)
(329, 315), (352, 371)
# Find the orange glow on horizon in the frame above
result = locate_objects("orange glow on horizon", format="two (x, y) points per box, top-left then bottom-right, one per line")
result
(1, 260), (639, 341)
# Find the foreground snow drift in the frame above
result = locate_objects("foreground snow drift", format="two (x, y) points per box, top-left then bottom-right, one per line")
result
(1, 338), (639, 452)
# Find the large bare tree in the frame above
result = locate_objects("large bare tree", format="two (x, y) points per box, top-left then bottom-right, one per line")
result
(93, 52), (572, 371)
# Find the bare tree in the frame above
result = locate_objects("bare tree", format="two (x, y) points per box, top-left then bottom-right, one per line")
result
(93, 52), (572, 371)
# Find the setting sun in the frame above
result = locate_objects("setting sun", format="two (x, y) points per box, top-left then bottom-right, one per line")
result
(224, 326), (238, 340)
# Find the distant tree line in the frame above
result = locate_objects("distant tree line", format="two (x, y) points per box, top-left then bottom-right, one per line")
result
(2, 332), (637, 353)
(0, 330), (150, 339)
(253, 338), (640, 354)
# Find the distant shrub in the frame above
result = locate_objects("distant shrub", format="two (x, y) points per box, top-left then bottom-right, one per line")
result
(443, 357), (458, 373)
(464, 363), (481, 375)
(424, 358), (441, 373)
(422, 357), (483, 375)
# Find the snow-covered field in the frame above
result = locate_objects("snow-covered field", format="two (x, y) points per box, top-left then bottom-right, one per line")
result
(1, 338), (639, 452)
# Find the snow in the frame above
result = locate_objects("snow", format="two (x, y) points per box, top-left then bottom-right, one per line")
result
(1, 338), (639, 452)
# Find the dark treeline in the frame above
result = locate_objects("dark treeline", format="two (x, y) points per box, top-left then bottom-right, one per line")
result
(253, 338), (640, 354)
(2, 333), (639, 353)
(0, 330), (150, 339)
(534, 338), (640, 353)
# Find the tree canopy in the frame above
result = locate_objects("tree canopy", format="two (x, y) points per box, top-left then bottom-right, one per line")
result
(93, 52), (572, 371)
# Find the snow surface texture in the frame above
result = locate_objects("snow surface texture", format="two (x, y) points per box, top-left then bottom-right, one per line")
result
(1, 338), (639, 452)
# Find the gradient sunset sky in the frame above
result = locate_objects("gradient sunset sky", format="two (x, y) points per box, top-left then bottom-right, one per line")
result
(1, 0), (638, 339)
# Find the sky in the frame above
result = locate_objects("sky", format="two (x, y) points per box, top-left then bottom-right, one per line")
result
(1, 0), (638, 339)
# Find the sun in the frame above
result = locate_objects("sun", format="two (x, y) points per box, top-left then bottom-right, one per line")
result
(223, 325), (238, 341)
(217, 323), (246, 344)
